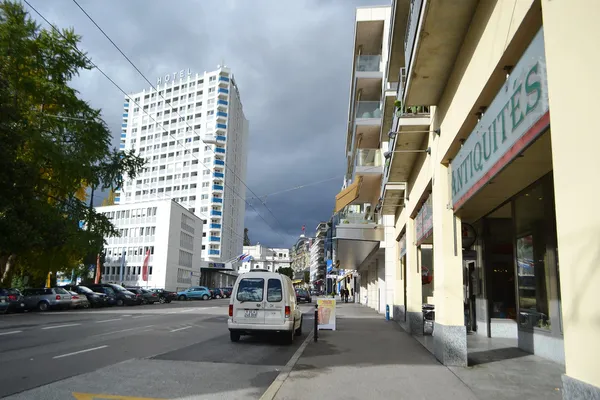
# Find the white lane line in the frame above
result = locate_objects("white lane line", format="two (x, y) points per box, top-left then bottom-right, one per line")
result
(170, 326), (193, 332)
(95, 325), (155, 336)
(42, 323), (81, 330)
(52, 345), (108, 359)
(132, 315), (146, 319)
(0, 330), (22, 336)
(122, 314), (132, 317)
(96, 318), (122, 323)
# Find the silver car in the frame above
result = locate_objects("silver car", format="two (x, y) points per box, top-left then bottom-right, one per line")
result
(68, 290), (90, 309)
(22, 287), (72, 311)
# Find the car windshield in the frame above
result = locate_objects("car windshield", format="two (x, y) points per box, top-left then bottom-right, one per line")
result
(236, 278), (264, 302)
(297, 289), (307, 295)
(54, 288), (70, 294)
(110, 284), (128, 292)
(78, 286), (94, 294)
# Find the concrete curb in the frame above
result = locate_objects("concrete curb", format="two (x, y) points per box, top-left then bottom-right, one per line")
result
(259, 329), (314, 400)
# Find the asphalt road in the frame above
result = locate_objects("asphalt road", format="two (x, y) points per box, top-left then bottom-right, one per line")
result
(0, 298), (316, 399)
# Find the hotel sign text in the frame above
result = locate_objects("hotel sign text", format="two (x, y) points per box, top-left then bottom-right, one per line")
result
(157, 68), (192, 85)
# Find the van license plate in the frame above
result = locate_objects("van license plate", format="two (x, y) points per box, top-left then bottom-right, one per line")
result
(244, 309), (258, 318)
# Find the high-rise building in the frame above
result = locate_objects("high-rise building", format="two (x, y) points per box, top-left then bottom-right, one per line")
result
(116, 66), (249, 264)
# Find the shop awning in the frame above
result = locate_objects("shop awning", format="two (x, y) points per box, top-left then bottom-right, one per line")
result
(334, 177), (362, 213)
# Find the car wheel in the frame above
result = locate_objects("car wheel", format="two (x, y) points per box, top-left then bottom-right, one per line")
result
(178, 295), (187, 301)
(159, 297), (166, 304)
(116, 298), (124, 307)
(166, 300), (172, 303)
(230, 331), (240, 342)
(202, 294), (209, 300)
(38, 301), (49, 312)
(284, 325), (294, 344)
(295, 316), (303, 336)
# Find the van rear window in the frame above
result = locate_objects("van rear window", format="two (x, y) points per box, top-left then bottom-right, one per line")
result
(267, 279), (282, 302)
(237, 278), (264, 302)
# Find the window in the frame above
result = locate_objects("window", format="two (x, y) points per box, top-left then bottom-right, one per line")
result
(267, 279), (282, 302)
(178, 250), (193, 268)
(236, 278), (264, 302)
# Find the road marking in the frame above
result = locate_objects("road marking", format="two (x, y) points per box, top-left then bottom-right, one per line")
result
(72, 392), (166, 399)
(42, 323), (81, 330)
(259, 329), (314, 400)
(0, 330), (22, 336)
(132, 315), (147, 319)
(95, 325), (155, 336)
(169, 326), (192, 332)
(122, 314), (132, 317)
(53, 345), (108, 359)
(96, 318), (122, 323)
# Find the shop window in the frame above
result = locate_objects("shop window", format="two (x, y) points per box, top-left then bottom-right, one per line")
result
(514, 174), (558, 331)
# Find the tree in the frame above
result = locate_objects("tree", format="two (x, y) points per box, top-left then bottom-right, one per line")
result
(243, 228), (250, 246)
(276, 267), (293, 279)
(0, 1), (145, 285)
(101, 188), (117, 206)
(303, 270), (310, 284)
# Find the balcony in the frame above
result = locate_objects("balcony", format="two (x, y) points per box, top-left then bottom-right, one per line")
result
(208, 250), (220, 255)
(210, 223), (221, 229)
(214, 159), (225, 166)
(402, 0), (478, 106)
(209, 236), (220, 242)
(211, 210), (222, 216)
(212, 197), (223, 204)
(213, 172), (224, 178)
(203, 134), (218, 143)
(215, 148), (225, 154)
(213, 184), (224, 191)
(355, 101), (383, 126)
(333, 205), (383, 271)
(217, 99), (228, 106)
(354, 148), (383, 177)
(216, 135), (226, 142)
(356, 55), (382, 77)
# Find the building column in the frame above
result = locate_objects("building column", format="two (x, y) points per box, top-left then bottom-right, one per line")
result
(542, 1), (600, 397)
(432, 163), (467, 366)
(405, 217), (423, 335)
(383, 215), (397, 318)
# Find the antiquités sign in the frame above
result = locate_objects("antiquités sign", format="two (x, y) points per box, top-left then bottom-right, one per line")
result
(451, 28), (549, 208)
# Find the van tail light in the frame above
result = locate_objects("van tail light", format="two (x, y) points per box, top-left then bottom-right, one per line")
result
(7, 294), (17, 301)
(285, 306), (291, 318)
(228, 304), (233, 317)
(55, 295), (61, 300)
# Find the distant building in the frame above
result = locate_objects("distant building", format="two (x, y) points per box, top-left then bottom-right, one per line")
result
(96, 199), (203, 292)
(309, 222), (328, 291)
(290, 235), (311, 274)
(238, 244), (291, 273)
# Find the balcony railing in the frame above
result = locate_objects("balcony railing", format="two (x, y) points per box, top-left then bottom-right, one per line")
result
(355, 101), (383, 119)
(405, 0), (423, 76)
(355, 149), (382, 168)
(356, 55), (381, 72)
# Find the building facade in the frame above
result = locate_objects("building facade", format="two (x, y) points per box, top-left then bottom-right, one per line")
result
(290, 235), (312, 275)
(333, 1), (600, 398)
(309, 222), (327, 290)
(238, 244), (292, 273)
(96, 199), (203, 292)
(116, 66), (249, 264)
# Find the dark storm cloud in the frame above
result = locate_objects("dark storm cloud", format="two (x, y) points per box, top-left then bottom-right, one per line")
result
(26, 0), (387, 247)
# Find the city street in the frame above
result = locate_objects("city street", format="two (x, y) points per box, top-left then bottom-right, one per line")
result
(0, 300), (315, 399)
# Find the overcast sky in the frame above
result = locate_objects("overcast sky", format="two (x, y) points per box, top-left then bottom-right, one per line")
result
(26, 0), (386, 249)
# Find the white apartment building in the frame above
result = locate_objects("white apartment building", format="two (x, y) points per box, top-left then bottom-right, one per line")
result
(309, 222), (327, 287)
(238, 244), (292, 273)
(96, 199), (203, 292)
(116, 66), (249, 264)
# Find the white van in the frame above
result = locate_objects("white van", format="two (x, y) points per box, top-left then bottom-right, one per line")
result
(228, 270), (303, 344)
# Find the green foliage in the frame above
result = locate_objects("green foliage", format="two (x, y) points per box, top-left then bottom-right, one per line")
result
(276, 267), (294, 279)
(303, 270), (310, 284)
(0, 1), (145, 285)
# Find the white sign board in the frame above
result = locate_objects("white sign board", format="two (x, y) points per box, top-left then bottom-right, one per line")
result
(317, 298), (336, 330)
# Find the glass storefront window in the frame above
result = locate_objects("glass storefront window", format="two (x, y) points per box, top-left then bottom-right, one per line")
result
(514, 176), (557, 330)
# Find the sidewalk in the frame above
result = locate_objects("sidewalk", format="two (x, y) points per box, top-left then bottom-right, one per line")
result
(271, 302), (564, 400)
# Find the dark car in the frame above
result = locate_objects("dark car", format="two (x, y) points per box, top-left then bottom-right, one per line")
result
(87, 283), (138, 306)
(62, 284), (108, 308)
(0, 288), (26, 314)
(209, 288), (225, 299)
(123, 287), (146, 305)
(219, 287), (232, 298)
(126, 287), (158, 304)
(296, 288), (312, 303)
(150, 289), (176, 303)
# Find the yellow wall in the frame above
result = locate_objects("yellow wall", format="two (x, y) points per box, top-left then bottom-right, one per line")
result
(542, 0), (600, 389)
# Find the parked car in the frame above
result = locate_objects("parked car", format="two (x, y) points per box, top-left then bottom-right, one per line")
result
(295, 288), (312, 303)
(0, 288), (26, 314)
(228, 270), (302, 344)
(22, 287), (72, 311)
(91, 286), (117, 306)
(87, 283), (138, 306)
(68, 291), (90, 309)
(123, 287), (146, 305)
(62, 284), (109, 308)
(209, 288), (225, 299)
(219, 287), (232, 298)
(126, 287), (158, 304)
(149, 289), (176, 303)
(177, 286), (211, 301)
